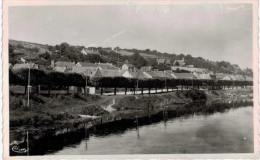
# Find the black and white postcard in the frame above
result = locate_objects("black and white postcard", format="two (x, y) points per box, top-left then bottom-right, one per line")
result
(2, 0), (259, 159)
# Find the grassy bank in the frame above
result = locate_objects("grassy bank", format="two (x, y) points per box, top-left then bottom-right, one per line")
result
(9, 88), (253, 145)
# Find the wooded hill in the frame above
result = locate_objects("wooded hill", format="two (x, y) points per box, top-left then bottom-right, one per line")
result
(9, 39), (252, 76)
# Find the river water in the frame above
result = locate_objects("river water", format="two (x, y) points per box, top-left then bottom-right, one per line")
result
(51, 106), (253, 155)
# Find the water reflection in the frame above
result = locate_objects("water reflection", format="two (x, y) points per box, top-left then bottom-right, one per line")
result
(14, 103), (253, 155)
(51, 106), (253, 155)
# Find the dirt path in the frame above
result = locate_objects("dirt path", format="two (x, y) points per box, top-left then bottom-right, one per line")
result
(101, 98), (116, 113)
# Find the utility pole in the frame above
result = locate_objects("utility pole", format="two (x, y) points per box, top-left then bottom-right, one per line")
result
(27, 61), (31, 107)
(115, 47), (119, 68)
(192, 77), (194, 90)
(26, 131), (29, 156)
(136, 71), (139, 94)
(164, 71), (167, 92)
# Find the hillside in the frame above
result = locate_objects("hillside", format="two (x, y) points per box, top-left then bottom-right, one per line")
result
(8, 40), (253, 76)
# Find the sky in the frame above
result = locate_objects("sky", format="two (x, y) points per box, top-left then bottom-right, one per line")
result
(9, 4), (253, 69)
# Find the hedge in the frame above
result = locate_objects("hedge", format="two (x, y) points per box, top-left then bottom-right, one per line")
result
(10, 69), (86, 87)
(90, 77), (252, 89)
(10, 68), (253, 89)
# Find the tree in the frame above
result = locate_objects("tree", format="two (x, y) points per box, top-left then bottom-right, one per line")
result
(39, 52), (51, 60)
(128, 53), (147, 69)
(60, 42), (70, 53)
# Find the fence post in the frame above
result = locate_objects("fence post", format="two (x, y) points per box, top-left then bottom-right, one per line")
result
(101, 87), (103, 95)
(37, 85), (41, 94)
(84, 87), (87, 96)
(114, 87), (117, 95)
(24, 85), (27, 95)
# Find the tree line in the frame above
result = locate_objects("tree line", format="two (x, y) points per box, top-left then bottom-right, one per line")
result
(92, 77), (252, 89)
(9, 69), (86, 89)
(9, 68), (253, 95)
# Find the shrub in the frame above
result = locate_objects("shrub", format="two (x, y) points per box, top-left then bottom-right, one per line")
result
(185, 90), (207, 101)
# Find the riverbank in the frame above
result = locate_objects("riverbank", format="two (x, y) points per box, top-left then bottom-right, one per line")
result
(9, 88), (253, 155)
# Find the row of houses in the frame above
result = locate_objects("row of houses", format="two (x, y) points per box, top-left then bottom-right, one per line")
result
(72, 66), (252, 82)
(51, 61), (252, 81)
(10, 60), (253, 82)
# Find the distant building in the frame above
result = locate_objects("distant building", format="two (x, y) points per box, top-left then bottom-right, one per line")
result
(140, 66), (152, 72)
(80, 47), (100, 56)
(122, 63), (136, 72)
(156, 58), (166, 65)
(80, 47), (88, 55)
(173, 58), (185, 66)
(52, 61), (75, 72)
(87, 47), (100, 55)
(13, 63), (39, 70)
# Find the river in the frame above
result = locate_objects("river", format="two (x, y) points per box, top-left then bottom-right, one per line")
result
(49, 106), (253, 155)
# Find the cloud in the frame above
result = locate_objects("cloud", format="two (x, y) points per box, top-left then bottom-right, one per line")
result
(103, 29), (127, 44)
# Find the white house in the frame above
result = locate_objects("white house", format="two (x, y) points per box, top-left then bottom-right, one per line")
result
(156, 58), (166, 65)
(80, 47), (100, 56)
(122, 63), (136, 72)
(80, 48), (88, 55)
(140, 66), (152, 72)
(173, 58), (185, 66)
